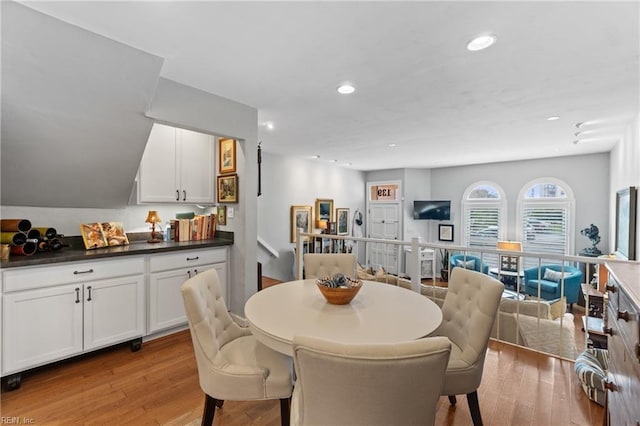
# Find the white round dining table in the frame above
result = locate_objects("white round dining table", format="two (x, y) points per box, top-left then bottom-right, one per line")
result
(244, 279), (443, 356)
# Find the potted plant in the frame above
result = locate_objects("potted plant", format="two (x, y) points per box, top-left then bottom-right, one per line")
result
(439, 248), (450, 282)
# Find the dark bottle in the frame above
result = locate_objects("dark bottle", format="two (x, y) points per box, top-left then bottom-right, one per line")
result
(48, 238), (68, 251)
(37, 240), (49, 252)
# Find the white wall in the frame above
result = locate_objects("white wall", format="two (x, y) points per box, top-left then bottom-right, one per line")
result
(403, 168), (433, 242)
(429, 153), (611, 253)
(609, 114), (640, 258)
(257, 152), (366, 281)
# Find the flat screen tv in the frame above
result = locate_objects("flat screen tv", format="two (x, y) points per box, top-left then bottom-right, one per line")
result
(413, 200), (451, 220)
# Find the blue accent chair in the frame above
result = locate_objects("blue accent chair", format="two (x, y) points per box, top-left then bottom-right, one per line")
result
(523, 264), (582, 310)
(449, 254), (489, 274)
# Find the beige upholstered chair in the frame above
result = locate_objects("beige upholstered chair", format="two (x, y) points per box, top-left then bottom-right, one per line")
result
(181, 268), (293, 426)
(290, 335), (451, 426)
(302, 253), (356, 279)
(430, 267), (504, 426)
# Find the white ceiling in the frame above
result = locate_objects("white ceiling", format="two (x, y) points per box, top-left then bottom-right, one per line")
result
(20, 1), (640, 171)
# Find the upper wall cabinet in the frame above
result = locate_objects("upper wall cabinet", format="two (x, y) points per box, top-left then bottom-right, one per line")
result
(138, 123), (215, 204)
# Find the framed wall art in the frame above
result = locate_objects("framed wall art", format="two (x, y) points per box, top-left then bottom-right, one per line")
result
(615, 186), (637, 260)
(336, 208), (349, 235)
(315, 198), (334, 227)
(219, 137), (236, 174)
(217, 205), (227, 226)
(438, 224), (454, 242)
(291, 205), (313, 243)
(217, 174), (238, 203)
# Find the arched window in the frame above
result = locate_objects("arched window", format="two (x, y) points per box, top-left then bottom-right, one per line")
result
(462, 182), (507, 266)
(517, 178), (575, 264)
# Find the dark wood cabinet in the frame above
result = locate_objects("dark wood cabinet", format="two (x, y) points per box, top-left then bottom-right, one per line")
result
(605, 262), (640, 426)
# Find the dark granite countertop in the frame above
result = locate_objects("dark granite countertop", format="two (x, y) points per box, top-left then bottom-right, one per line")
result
(0, 231), (233, 269)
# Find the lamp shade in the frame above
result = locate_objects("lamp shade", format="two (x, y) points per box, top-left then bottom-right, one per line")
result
(318, 220), (328, 230)
(145, 210), (162, 224)
(497, 241), (522, 251)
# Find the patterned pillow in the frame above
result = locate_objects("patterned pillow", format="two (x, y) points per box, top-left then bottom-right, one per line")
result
(455, 259), (476, 270)
(543, 268), (568, 282)
(574, 348), (608, 406)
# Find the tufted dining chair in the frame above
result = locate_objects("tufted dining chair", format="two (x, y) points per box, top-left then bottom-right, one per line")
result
(430, 267), (504, 426)
(290, 335), (451, 426)
(181, 268), (293, 426)
(303, 253), (356, 279)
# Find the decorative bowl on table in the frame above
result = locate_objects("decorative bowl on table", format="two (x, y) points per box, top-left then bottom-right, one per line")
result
(316, 273), (363, 305)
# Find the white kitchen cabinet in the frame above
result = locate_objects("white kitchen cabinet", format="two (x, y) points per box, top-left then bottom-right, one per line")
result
(1, 257), (145, 389)
(148, 248), (228, 333)
(138, 123), (215, 204)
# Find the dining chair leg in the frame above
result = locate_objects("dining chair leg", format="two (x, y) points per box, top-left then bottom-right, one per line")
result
(201, 394), (217, 426)
(216, 399), (224, 408)
(467, 391), (483, 426)
(448, 395), (457, 405)
(280, 397), (290, 426)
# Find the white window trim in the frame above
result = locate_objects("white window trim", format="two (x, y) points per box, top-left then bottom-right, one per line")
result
(461, 181), (507, 247)
(516, 177), (576, 255)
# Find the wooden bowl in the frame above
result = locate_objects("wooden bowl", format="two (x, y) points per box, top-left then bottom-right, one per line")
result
(316, 281), (363, 305)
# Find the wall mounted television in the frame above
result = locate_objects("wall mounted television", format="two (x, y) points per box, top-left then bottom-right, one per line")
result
(413, 200), (451, 221)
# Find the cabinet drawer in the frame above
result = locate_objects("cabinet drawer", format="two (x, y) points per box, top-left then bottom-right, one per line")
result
(149, 248), (226, 272)
(2, 257), (145, 293)
(613, 287), (639, 356)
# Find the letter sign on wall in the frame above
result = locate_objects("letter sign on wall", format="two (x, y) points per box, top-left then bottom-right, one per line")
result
(370, 185), (398, 201)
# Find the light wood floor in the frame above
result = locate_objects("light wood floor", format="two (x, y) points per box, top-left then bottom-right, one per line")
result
(1, 330), (604, 425)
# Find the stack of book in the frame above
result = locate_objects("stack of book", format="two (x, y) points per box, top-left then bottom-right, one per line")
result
(171, 213), (217, 242)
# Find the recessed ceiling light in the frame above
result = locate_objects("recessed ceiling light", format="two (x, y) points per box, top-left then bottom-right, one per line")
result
(343, 162), (352, 166)
(547, 116), (560, 121)
(312, 155), (320, 159)
(467, 33), (497, 51)
(388, 143), (397, 147)
(265, 121), (274, 130)
(337, 83), (355, 95)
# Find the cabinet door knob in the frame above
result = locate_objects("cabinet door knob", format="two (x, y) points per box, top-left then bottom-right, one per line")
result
(604, 381), (618, 392)
(618, 310), (631, 322)
(86, 286), (92, 301)
(606, 283), (617, 293)
(603, 326), (614, 336)
(75, 288), (80, 303)
(187, 270), (191, 279)
(73, 269), (94, 275)
(186, 256), (199, 261)
(176, 190), (180, 201)
(183, 190), (186, 201)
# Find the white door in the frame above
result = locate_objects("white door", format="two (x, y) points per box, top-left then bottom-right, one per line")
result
(84, 275), (145, 351)
(178, 128), (215, 203)
(367, 204), (401, 274)
(3, 284), (83, 374)
(138, 123), (179, 203)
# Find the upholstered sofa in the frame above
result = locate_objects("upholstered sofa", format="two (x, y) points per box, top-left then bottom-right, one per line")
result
(420, 284), (577, 359)
(449, 254), (489, 274)
(523, 264), (582, 308)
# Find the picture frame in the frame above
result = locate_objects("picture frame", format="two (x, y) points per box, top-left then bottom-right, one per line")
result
(336, 208), (349, 235)
(291, 205), (313, 243)
(217, 205), (227, 226)
(315, 198), (334, 226)
(438, 224), (454, 242)
(218, 138), (236, 174)
(327, 221), (337, 235)
(615, 186), (637, 260)
(217, 174), (238, 203)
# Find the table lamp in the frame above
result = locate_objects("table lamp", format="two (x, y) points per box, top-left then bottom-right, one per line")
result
(145, 210), (162, 243)
(497, 240), (522, 272)
(318, 220), (328, 233)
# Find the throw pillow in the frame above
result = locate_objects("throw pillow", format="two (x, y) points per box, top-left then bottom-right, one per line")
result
(455, 259), (476, 270)
(543, 268), (568, 282)
(548, 297), (567, 320)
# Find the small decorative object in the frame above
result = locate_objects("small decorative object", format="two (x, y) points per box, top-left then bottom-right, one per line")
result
(145, 210), (163, 243)
(217, 205), (227, 226)
(291, 205), (313, 243)
(217, 174), (238, 203)
(80, 223), (108, 249)
(580, 224), (602, 256)
(316, 273), (363, 305)
(101, 222), (129, 246)
(219, 137), (236, 174)
(336, 208), (349, 235)
(438, 224), (454, 242)
(315, 199), (334, 225)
